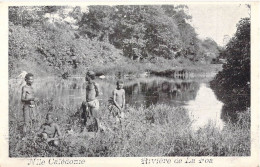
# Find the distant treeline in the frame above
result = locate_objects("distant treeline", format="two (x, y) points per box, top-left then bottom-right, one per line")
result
(9, 6), (220, 77)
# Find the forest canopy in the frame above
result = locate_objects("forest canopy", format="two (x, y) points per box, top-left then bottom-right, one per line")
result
(9, 5), (220, 77)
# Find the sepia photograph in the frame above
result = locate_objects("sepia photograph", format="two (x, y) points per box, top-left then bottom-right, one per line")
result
(0, 2), (259, 166)
(7, 4), (252, 158)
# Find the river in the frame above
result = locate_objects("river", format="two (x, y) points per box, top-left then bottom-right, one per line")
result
(9, 75), (228, 131)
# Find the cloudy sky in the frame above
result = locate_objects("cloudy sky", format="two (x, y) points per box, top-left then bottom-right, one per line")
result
(187, 4), (250, 46)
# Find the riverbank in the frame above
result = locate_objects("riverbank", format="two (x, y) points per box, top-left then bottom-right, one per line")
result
(9, 101), (250, 157)
(90, 61), (223, 78)
(10, 56), (222, 80)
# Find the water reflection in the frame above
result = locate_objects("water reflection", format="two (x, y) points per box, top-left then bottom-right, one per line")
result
(210, 78), (250, 123)
(9, 76), (226, 131)
(124, 78), (200, 107)
(185, 84), (224, 131)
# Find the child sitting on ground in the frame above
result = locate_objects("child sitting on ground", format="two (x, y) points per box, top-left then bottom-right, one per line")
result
(37, 113), (62, 146)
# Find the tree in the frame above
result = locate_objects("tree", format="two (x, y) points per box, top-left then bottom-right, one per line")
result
(210, 17), (250, 120)
(78, 6), (115, 40)
(8, 6), (123, 77)
(78, 5), (203, 61)
(9, 6), (47, 27)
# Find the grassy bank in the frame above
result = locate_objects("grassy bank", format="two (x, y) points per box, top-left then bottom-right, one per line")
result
(9, 100), (250, 157)
(10, 53), (222, 79)
(90, 60), (222, 78)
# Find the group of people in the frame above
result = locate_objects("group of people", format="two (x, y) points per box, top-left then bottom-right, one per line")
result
(20, 71), (126, 146)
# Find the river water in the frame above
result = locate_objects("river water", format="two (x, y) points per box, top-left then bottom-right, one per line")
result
(123, 77), (224, 131)
(9, 75), (225, 131)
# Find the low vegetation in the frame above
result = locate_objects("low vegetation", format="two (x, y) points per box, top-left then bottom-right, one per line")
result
(9, 99), (250, 157)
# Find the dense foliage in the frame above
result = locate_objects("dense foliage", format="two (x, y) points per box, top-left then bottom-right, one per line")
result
(211, 18), (250, 121)
(9, 6), (220, 77)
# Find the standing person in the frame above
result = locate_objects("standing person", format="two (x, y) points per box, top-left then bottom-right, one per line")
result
(37, 113), (62, 146)
(21, 73), (38, 134)
(81, 71), (100, 132)
(109, 80), (125, 123)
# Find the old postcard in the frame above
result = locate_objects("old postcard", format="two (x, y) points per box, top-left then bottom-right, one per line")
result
(0, 1), (259, 167)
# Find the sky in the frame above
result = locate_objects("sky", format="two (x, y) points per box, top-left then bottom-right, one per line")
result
(187, 4), (250, 46)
